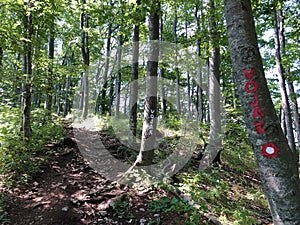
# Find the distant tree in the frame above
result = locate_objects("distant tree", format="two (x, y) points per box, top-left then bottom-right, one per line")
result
(224, 0), (300, 223)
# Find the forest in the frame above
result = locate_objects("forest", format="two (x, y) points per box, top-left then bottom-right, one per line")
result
(0, 0), (300, 224)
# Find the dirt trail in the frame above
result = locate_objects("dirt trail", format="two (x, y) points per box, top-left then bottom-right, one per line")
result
(5, 126), (140, 225)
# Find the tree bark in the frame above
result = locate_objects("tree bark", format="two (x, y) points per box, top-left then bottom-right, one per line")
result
(273, 3), (296, 154)
(173, 2), (181, 116)
(224, 0), (300, 223)
(287, 81), (300, 154)
(194, 2), (203, 122)
(45, 20), (55, 113)
(115, 36), (123, 118)
(81, 5), (90, 120)
(98, 23), (112, 115)
(208, 0), (222, 165)
(22, 2), (33, 141)
(136, 1), (160, 166)
(129, 0), (141, 147)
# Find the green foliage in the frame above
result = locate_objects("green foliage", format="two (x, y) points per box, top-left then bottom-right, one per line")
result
(149, 196), (192, 214)
(112, 194), (133, 218)
(161, 112), (183, 131)
(0, 193), (9, 225)
(0, 106), (65, 187)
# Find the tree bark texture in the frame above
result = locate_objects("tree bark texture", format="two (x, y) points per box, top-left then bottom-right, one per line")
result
(273, 4), (296, 154)
(129, 0), (140, 147)
(136, 2), (160, 166)
(224, 0), (300, 223)
(287, 81), (300, 152)
(22, 2), (33, 141)
(208, 0), (222, 164)
(81, 9), (90, 120)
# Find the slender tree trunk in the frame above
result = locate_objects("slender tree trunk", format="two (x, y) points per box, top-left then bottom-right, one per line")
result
(97, 24), (112, 115)
(81, 5), (90, 120)
(0, 47), (3, 67)
(45, 20), (55, 113)
(224, 0), (300, 223)
(273, 3), (296, 154)
(136, 1), (160, 166)
(115, 36), (122, 118)
(288, 81), (300, 153)
(208, 0), (222, 164)
(22, 2), (33, 141)
(129, 0), (141, 147)
(159, 14), (167, 115)
(195, 2), (203, 122)
(63, 76), (70, 117)
(173, 3), (181, 116)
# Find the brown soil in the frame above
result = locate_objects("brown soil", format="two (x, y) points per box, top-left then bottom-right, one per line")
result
(3, 125), (190, 225)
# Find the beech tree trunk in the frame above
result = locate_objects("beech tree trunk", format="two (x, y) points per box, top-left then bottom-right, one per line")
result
(81, 5), (90, 120)
(22, 2), (33, 141)
(194, 2), (203, 122)
(45, 19), (55, 114)
(208, 0), (222, 164)
(129, 0), (141, 147)
(224, 0), (300, 223)
(136, 1), (160, 166)
(288, 81), (300, 152)
(273, 4), (296, 154)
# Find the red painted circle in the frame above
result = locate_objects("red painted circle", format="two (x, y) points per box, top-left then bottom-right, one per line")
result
(245, 80), (258, 93)
(262, 142), (278, 158)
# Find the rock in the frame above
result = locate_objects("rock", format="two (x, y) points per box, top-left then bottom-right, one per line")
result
(33, 182), (39, 186)
(61, 206), (69, 212)
(140, 218), (147, 225)
(98, 211), (107, 216)
(139, 208), (145, 212)
(154, 213), (160, 217)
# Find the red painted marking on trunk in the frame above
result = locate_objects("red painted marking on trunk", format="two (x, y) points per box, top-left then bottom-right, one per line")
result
(262, 142), (278, 158)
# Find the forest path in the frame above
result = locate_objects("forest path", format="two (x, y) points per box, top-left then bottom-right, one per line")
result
(5, 125), (161, 225)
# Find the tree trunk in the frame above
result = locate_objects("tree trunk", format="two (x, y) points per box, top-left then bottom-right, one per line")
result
(159, 14), (167, 115)
(287, 81), (300, 154)
(208, 0), (222, 165)
(129, 0), (141, 147)
(0, 47), (3, 67)
(173, 3), (181, 116)
(136, 1), (160, 166)
(22, 3), (33, 141)
(63, 76), (70, 117)
(194, 2), (203, 122)
(45, 21), (55, 114)
(224, 0), (300, 223)
(115, 36), (122, 118)
(81, 6), (90, 120)
(273, 3), (296, 154)
(97, 23), (112, 115)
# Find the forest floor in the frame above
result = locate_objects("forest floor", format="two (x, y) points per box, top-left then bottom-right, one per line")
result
(1, 124), (273, 225)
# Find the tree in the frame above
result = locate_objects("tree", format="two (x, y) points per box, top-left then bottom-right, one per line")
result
(81, 0), (90, 120)
(272, 0), (296, 155)
(135, 0), (160, 166)
(22, 1), (34, 141)
(129, 0), (141, 147)
(223, 0), (300, 223)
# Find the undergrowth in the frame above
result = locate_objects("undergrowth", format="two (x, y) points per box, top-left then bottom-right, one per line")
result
(0, 106), (65, 224)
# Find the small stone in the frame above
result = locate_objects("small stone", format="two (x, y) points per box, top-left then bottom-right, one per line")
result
(139, 208), (145, 212)
(140, 218), (147, 225)
(98, 211), (107, 216)
(61, 206), (69, 212)
(154, 213), (160, 217)
(33, 182), (39, 186)
(109, 200), (115, 208)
